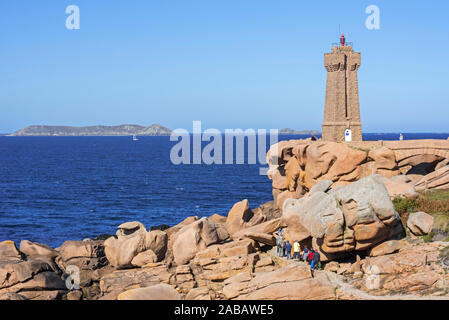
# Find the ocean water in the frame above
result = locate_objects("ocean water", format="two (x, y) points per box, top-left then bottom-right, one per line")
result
(0, 132), (448, 248)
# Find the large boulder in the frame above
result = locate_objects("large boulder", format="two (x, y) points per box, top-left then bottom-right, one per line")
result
(357, 242), (445, 294)
(233, 218), (282, 240)
(282, 175), (403, 260)
(368, 147), (398, 177)
(329, 175), (403, 252)
(208, 214), (227, 224)
(105, 223), (146, 269)
(252, 200), (281, 220)
(105, 221), (168, 269)
(414, 165), (449, 191)
(379, 176), (418, 199)
(57, 239), (109, 289)
(58, 240), (107, 271)
(293, 141), (368, 189)
(131, 250), (158, 267)
(435, 159), (449, 171)
(276, 189), (302, 212)
(309, 179), (333, 195)
(285, 157), (301, 191)
(222, 263), (336, 300)
(117, 284), (181, 300)
(281, 198), (311, 243)
(0, 240), (22, 262)
(192, 242), (260, 283)
(225, 199), (265, 236)
(407, 212), (434, 236)
(0, 258), (66, 300)
(0, 293), (27, 300)
(20, 240), (59, 260)
(270, 169), (288, 190)
(166, 216), (198, 239)
(145, 230), (168, 261)
(99, 264), (172, 299)
(116, 221), (146, 237)
(173, 218), (229, 265)
(369, 239), (406, 257)
(164, 216), (199, 266)
(243, 232), (275, 246)
(267, 139), (449, 204)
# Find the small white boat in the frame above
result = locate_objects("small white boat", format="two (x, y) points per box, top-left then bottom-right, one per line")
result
(133, 135), (139, 141)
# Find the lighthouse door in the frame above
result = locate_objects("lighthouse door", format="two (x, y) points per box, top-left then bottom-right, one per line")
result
(344, 129), (352, 142)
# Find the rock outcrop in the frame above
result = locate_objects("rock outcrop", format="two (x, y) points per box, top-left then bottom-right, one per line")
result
(222, 262), (336, 300)
(118, 283), (181, 300)
(355, 242), (448, 295)
(58, 240), (107, 271)
(20, 240), (58, 260)
(369, 240), (406, 257)
(266, 140), (369, 196)
(379, 176), (418, 199)
(2, 223), (448, 301)
(172, 217), (229, 265)
(104, 221), (168, 269)
(414, 165), (449, 191)
(99, 263), (172, 300)
(0, 240), (22, 262)
(407, 212), (435, 236)
(225, 199), (266, 236)
(267, 139), (449, 206)
(282, 175), (403, 260)
(0, 241), (67, 300)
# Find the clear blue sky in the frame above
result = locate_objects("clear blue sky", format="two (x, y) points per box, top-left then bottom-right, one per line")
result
(0, 0), (448, 133)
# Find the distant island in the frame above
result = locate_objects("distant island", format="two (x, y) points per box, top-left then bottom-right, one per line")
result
(10, 124), (172, 136)
(278, 128), (320, 135)
(7, 125), (320, 136)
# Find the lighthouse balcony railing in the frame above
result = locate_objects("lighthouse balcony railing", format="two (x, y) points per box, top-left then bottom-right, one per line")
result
(332, 42), (353, 47)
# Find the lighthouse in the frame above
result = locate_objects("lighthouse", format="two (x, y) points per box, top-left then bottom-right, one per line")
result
(321, 35), (362, 142)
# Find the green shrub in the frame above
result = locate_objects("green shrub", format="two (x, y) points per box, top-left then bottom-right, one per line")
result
(393, 190), (449, 215)
(393, 190), (449, 234)
(422, 232), (436, 243)
(393, 197), (416, 215)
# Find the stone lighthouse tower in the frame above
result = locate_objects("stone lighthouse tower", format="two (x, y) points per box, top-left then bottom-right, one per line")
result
(322, 35), (362, 142)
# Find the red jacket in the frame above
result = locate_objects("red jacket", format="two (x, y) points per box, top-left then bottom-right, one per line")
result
(307, 251), (314, 261)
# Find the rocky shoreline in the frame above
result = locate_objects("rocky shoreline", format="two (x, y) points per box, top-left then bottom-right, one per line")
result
(1, 139), (449, 300)
(1, 178), (448, 300)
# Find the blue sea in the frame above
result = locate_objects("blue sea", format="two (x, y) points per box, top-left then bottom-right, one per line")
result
(1, 132), (448, 248)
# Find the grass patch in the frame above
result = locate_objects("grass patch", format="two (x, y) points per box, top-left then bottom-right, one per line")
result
(423, 232), (436, 243)
(393, 189), (449, 233)
(393, 189), (449, 215)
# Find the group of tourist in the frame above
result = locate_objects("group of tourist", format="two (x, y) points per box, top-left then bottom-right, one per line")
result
(276, 229), (321, 270)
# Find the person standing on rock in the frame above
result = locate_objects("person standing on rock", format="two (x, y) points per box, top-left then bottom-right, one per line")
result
(276, 234), (283, 257)
(312, 251), (321, 270)
(285, 241), (292, 259)
(293, 240), (300, 260)
(307, 249), (315, 265)
(302, 247), (309, 262)
(281, 238), (286, 257)
(278, 227), (284, 236)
